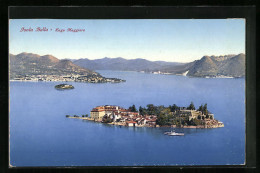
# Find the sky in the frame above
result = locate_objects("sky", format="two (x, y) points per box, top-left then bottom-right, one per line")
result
(9, 19), (245, 62)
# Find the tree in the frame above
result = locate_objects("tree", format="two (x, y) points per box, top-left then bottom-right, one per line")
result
(156, 105), (165, 115)
(66, 115), (70, 118)
(85, 114), (89, 117)
(170, 104), (179, 112)
(139, 106), (147, 116)
(187, 102), (195, 110)
(82, 115), (85, 117)
(198, 104), (203, 112)
(129, 104), (137, 112)
(156, 113), (168, 125)
(147, 104), (156, 115)
(203, 104), (208, 115)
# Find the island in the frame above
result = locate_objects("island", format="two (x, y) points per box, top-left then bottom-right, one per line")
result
(67, 103), (224, 128)
(55, 84), (74, 90)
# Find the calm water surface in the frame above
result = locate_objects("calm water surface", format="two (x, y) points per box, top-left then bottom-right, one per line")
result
(10, 71), (245, 166)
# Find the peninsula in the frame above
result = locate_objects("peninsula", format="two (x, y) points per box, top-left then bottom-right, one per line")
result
(67, 103), (224, 128)
(9, 52), (126, 83)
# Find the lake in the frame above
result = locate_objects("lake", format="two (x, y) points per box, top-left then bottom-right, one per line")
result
(9, 71), (245, 166)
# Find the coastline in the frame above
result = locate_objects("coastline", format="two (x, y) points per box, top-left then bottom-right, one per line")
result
(67, 116), (224, 129)
(106, 70), (243, 79)
(10, 70), (244, 82)
(9, 78), (126, 83)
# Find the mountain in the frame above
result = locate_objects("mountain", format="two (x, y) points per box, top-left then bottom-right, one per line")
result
(73, 57), (184, 71)
(73, 54), (245, 77)
(9, 53), (99, 79)
(187, 56), (218, 77)
(186, 53), (245, 77)
(10, 52), (245, 79)
(217, 54), (245, 77)
(159, 61), (196, 74)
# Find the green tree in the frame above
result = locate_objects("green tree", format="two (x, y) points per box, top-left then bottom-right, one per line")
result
(147, 104), (156, 115)
(139, 106), (147, 116)
(156, 113), (168, 125)
(156, 105), (165, 115)
(187, 102), (195, 110)
(82, 115), (85, 117)
(129, 104), (138, 112)
(156, 107), (172, 125)
(203, 103), (208, 115)
(85, 114), (89, 117)
(66, 115), (70, 118)
(170, 104), (179, 112)
(198, 104), (203, 112)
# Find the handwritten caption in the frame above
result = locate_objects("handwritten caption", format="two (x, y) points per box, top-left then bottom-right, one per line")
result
(20, 27), (85, 33)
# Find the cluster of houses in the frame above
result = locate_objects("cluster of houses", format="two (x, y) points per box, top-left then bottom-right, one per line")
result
(90, 105), (158, 127)
(12, 74), (125, 83)
(89, 105), (224, 128)
(12, 74), (80, 82)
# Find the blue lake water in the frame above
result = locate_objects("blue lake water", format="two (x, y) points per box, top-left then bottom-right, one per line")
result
(9, 71), (245, 166)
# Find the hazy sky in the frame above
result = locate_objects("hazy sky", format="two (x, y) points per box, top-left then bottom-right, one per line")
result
(9, 19), (245, 62)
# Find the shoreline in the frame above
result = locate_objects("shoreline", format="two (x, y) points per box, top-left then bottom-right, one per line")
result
(9, 79), (125, 83)
(67, 116), (224, 129)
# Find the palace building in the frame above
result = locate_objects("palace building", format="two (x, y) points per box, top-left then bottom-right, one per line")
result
(90, 105), (138, 121)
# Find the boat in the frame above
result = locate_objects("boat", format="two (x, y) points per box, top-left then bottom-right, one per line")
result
(165, 131), (184, 136)
(164, 131), (171, 135)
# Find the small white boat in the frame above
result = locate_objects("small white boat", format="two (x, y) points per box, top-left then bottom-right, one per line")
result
(166, 131), (184, 136)
(164, 131), (171, 135)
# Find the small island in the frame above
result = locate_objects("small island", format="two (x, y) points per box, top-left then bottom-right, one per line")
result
(55, 84), (74, 90)
(67, 103), (224, 128)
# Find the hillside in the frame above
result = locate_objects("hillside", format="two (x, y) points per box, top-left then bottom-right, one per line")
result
(73, 54), (245, 78)
(73, 57), (184, 71)
(186, 53), (245, 77)
(10, 52), (245, 79)
(9, 52), (99, 79)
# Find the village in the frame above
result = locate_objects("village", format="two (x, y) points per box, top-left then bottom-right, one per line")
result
(11, 74), (126, 83)
(67, 104), (224, 128)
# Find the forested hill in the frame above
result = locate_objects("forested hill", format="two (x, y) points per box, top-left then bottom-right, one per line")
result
(72, 53), (245, 78)
(9, 52), (100, 79)
(72, 57), (184, 72)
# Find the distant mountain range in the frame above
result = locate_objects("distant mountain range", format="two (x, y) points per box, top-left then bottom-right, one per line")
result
(9, 52), (99, 79)
(73, 53), (245, 77)
(72, 57), (184, 72)
(9, 52), (245, 78)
